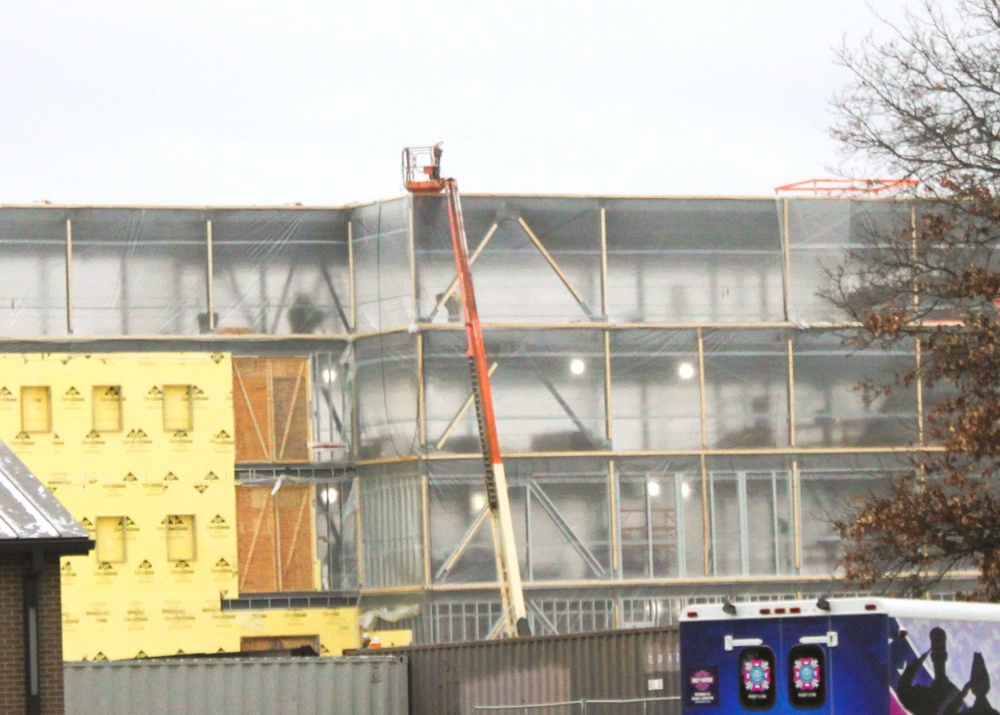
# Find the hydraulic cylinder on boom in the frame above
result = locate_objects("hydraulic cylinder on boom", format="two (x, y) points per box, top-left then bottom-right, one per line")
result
(402, 145), (530, 637)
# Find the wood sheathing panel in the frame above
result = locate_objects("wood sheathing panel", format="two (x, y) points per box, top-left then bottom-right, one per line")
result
(236, 484), (316, 592)
(233, 357), (310, 463)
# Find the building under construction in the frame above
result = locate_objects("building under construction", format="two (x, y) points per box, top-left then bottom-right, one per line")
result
(0, 187), (949, 650)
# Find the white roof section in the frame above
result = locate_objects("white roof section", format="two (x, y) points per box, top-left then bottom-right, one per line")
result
(0, 440), (89, 543)
(681, 597), (1000, 624)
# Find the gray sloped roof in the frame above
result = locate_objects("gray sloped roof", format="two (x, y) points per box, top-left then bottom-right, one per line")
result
(0, 440), (92, 553)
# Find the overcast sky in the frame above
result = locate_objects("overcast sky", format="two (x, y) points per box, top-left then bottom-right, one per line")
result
(0, 2), (914, 206)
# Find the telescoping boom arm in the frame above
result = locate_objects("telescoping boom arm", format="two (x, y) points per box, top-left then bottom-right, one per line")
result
(402, 145), (530, 637)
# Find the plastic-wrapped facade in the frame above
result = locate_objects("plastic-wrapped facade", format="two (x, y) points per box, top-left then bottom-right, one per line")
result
(0, 195), (950, 645)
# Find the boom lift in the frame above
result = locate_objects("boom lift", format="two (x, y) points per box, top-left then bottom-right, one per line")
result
(402, 145), (530, 637)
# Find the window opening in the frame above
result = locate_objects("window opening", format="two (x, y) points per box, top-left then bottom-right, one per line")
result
(166, 514), (196, 561)
(95, 516), (126, 563)
(162, 384), (193, 431)
(92, 385), (122, 432)
(21, 386), (51, 433)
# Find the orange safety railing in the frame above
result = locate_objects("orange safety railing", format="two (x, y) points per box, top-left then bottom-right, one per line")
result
(774, 178), (919, 195)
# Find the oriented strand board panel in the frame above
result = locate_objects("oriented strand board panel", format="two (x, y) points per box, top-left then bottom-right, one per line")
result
(236, 485), (316, 593)
(233, 357), (310, 463)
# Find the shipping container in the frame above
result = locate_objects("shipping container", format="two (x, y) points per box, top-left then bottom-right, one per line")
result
(362, 626), (681, 714)
(64, 655), (408, 715)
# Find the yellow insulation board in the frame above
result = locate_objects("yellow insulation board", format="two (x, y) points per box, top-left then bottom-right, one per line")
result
(0, 353), (362, 659)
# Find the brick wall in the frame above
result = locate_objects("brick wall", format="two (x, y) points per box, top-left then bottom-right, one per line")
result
(0, 552), (66, 715)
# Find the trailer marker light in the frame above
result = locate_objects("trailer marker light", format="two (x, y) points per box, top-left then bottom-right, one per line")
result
(760, 608), (771, 615)
(864, 604), (877, 611)
(687, 611), (698, 618)
(898, 630), (908, 638)
(775, 608), (786, 614)
(790, 607), (801, 614)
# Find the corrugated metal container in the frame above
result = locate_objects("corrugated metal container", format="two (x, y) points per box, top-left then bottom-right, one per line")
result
(64, 655), (408, 715)
(366, 627), (680, 714)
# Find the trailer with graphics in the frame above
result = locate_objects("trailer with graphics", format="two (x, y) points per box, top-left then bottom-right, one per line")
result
(680, 597), (1000, 714)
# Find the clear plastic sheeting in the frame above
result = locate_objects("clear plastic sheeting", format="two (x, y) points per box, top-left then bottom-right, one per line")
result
(784, 198), (912, 325)
(0, 208), (68, 336)
(428, 458), (611, 585)
(353, 199), (411, 332)
(314, 477), (359, 591)
(355, 333), (419, 460)
(704, 455), (794, 578)
(792, 331), (918, 447)
(605, 199), (783, 323)
(703, 329), (790, 449)
(414, 196), (604, 324)
(211, 209), (349, 335)
(486, 330), (606, 453)
(358, 463), (424, 589)
(609, 330), (701, 451)
(424, 329), (606, 455)
(71, 208), (208, 335)
(797, 453), (911, 576)
(615, 456), (703, 579)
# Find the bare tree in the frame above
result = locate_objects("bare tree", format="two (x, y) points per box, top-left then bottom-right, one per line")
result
(834, 0), (1000, 189)
(829, 0), (1000, 599)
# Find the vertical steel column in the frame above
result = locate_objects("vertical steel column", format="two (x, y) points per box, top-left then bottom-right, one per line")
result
(206, 219), (216, 331)
(354, 477), (364, 588)
(737, 472), (749, 576)
(608, 458), (621, 579)
(348, 220), (356, 331)
(605, 329), (619, 577)
(707, 467), (717, 576)
(781, 197), (792, 322)
(697, 328), (710, 575)
(792, 460), (802, 572)
(788, 310), (802, 573)
(421, 471), (431, 588)
(601, 207), (621, 579)
(65, 219), (73, 334)
(525, 485), (533, 581)
(771, 471), (781, 574)
(675, 473), (687, 578)
(645, 473), (655, 577)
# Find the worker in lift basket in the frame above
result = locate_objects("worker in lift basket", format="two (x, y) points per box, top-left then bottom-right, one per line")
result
(430, 143), (443, 181)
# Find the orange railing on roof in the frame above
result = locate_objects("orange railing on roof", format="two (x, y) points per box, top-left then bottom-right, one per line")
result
(774, 178), (919, 196)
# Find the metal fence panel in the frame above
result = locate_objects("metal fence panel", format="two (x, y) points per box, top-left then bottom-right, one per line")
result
(64, 656), (408, 715)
